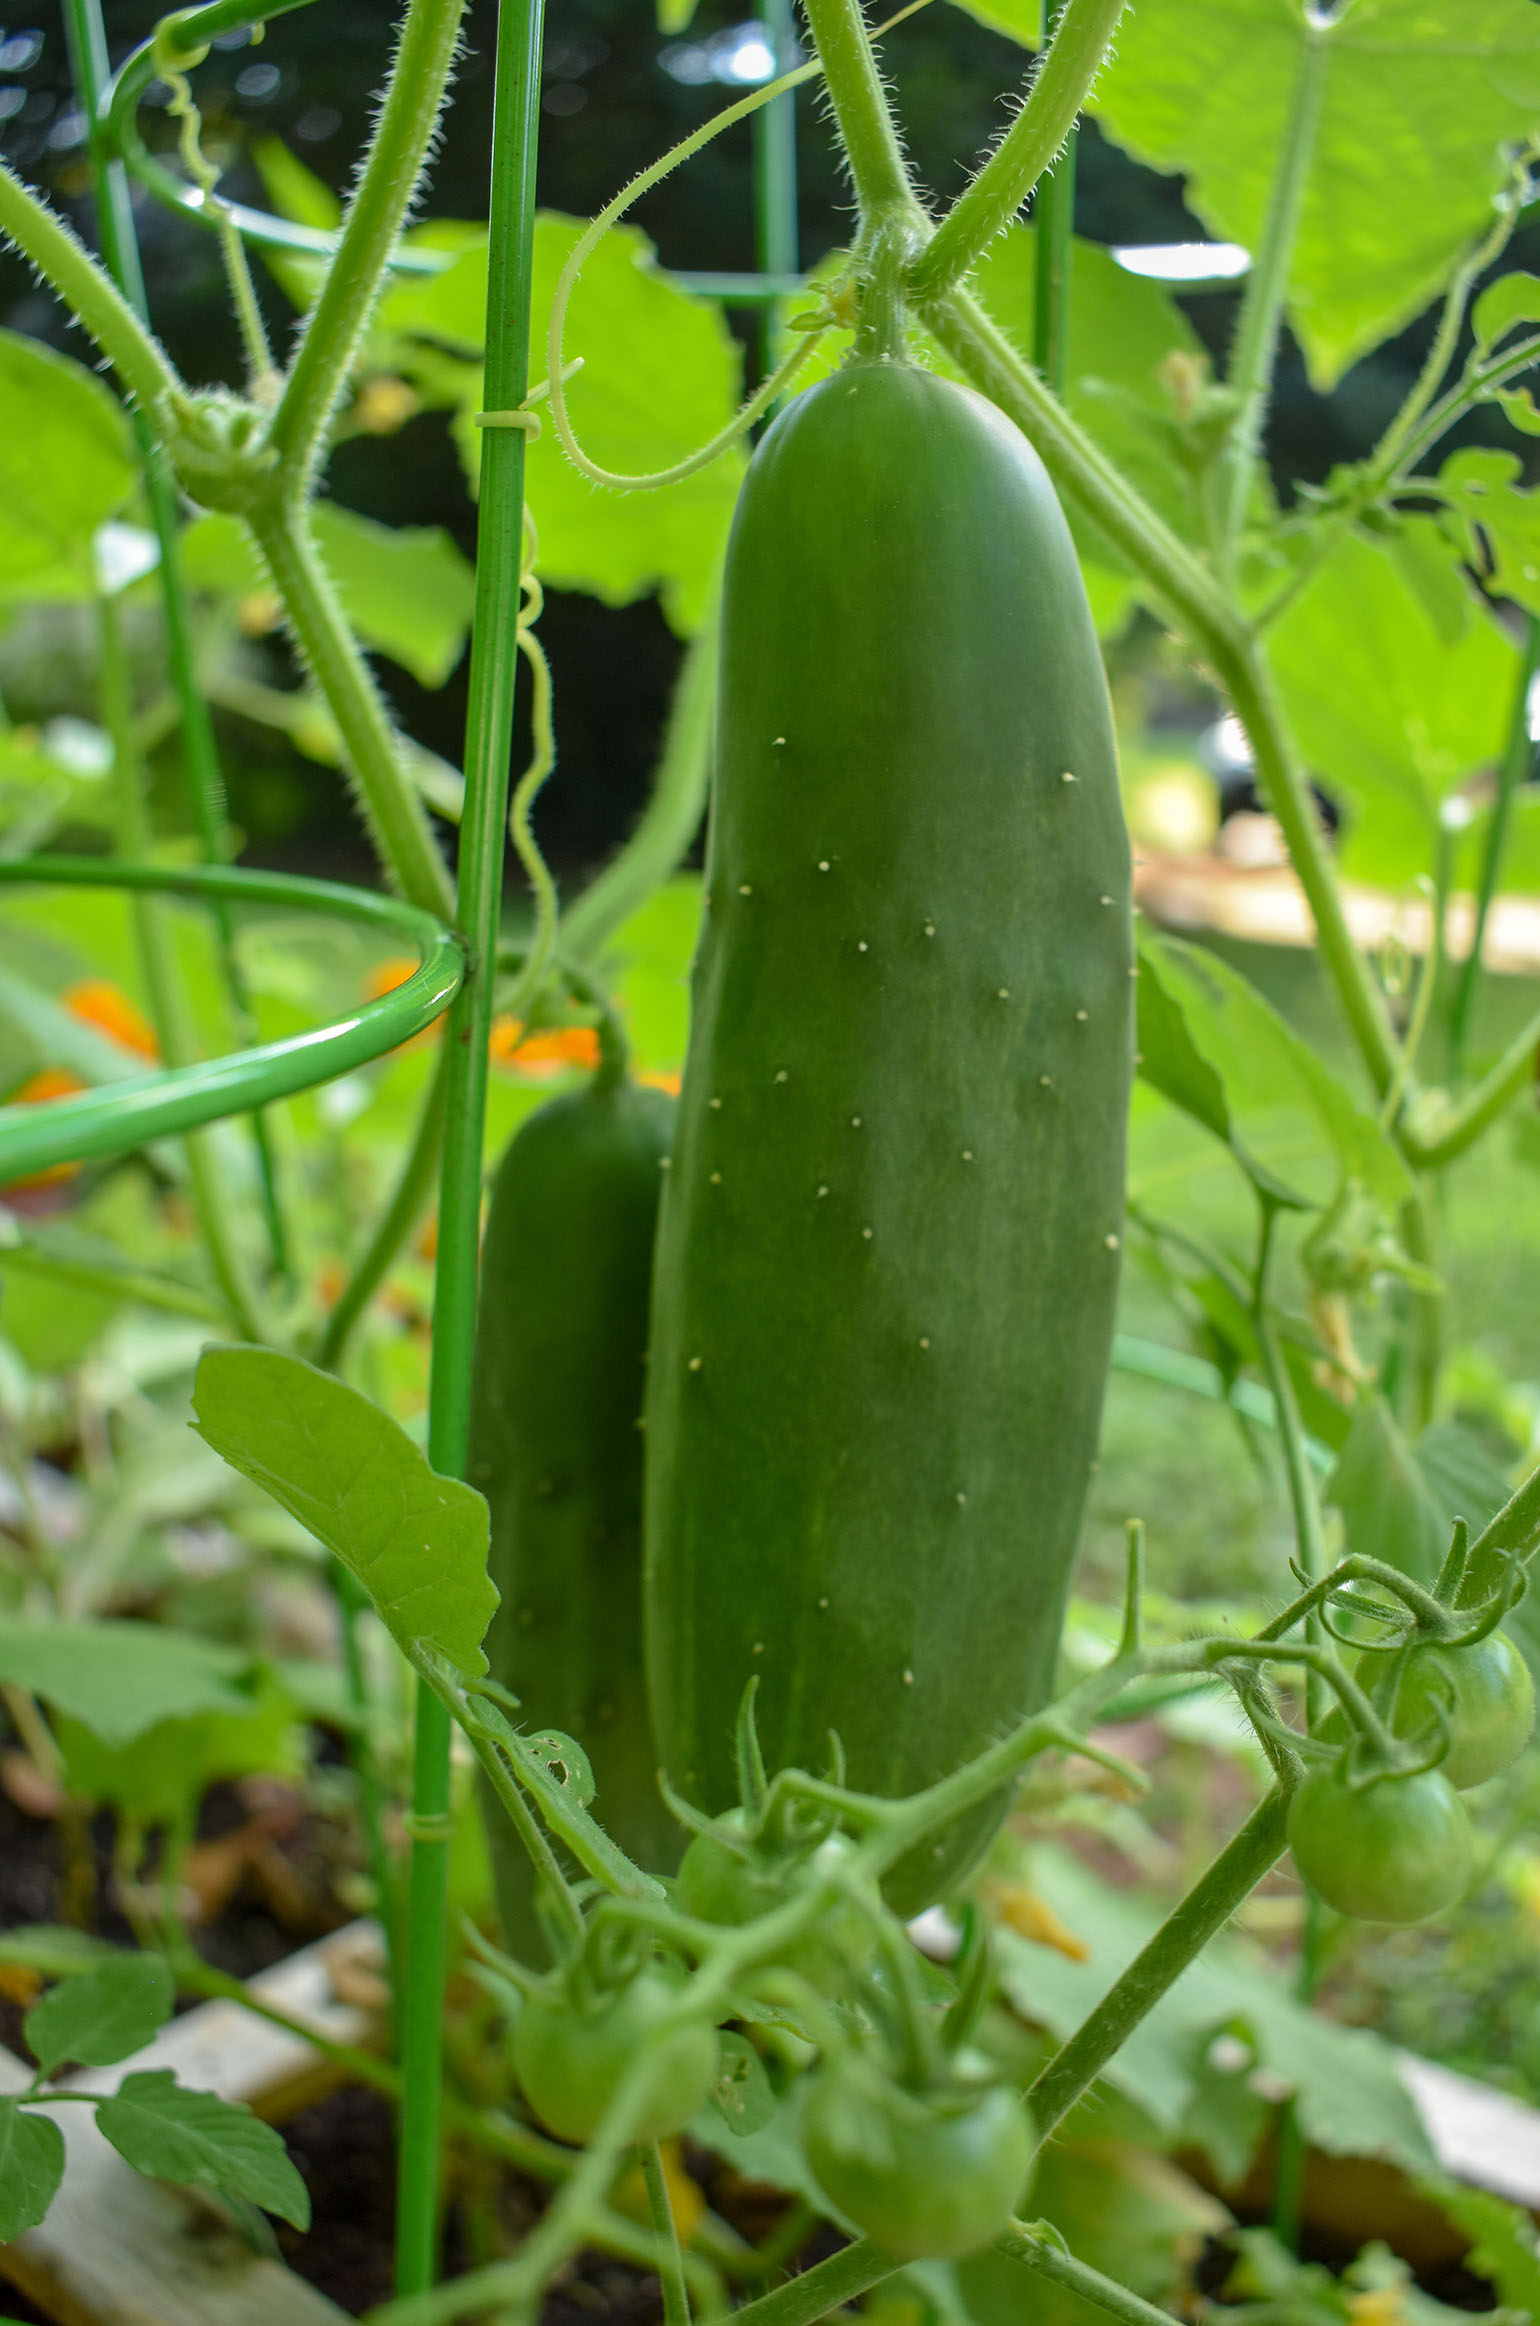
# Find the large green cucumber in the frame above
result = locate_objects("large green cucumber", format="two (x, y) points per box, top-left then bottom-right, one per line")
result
(643, 359), (1133, 1909)
(469, 1072), (678, 1953)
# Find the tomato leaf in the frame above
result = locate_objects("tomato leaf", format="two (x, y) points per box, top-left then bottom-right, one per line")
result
(0, 2099), (64, 2240)
(95, 2070), (310, 2230)
(24, 1955), (173, 2078)
(992, 1842), (1436, 2171)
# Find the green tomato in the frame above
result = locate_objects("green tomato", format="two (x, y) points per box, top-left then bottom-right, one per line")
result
(1389, 1636), (1534, 1792)
(675, 1815), (873, 1992)
(1286, 1763), (1474, 1926)
(802, 2056), (1036, 2260)
(513, 1970), (719, 2146)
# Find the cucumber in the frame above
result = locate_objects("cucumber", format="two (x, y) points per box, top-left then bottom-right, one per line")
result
(469, 1070), (678, 1953)
(643, 359), (1132, 1909)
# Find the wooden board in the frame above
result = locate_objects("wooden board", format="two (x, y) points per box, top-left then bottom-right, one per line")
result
(0, 1924), (382, 2326)
(1136, 847), (1540, 976)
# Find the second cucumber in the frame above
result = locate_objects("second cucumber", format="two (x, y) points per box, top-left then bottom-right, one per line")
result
(469, 1065), (677, 1954)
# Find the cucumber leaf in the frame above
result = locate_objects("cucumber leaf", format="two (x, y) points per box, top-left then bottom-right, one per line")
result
(1267, 528), (1520, 892)
(1076, 0), (1540, 390)
(192, 1345), (497, 1672)
(1136, 930), (1413, 1213)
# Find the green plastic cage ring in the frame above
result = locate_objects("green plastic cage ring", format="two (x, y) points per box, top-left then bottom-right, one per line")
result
(101, 0), (453, 281)
(0, 855), (464, 1182)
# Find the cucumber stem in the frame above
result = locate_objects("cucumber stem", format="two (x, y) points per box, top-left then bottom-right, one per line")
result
(908, 0), (1126, 305)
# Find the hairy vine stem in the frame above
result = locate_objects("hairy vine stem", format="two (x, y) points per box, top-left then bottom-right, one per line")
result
(267, 0), (467, 493)
(245, 502), (455, 919)
(908, 0), (1128, 303)
(0, 160), (180, 412)
(1212, 15), (1330, 574)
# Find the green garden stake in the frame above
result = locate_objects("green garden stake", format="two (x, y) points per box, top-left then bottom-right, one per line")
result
(394, 0), (549, 2291)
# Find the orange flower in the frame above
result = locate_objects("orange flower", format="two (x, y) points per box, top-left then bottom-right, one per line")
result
(11, 1068), (88, 1106)
(3, 1067), (88, 1194)
(980, 1879), (1091, 1963)
(640, 1068), (682, 1096)
(362, 956), (442, 1054)
(363, 956), (421, 1002)
(63, 978), (159, 1061)
(315, 1258), (347, 1306)
(488, 1020), (601, 1078)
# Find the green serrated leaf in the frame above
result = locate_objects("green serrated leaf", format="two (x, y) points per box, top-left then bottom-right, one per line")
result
(1135, 938), (1261, 1174)
(1069, 0), (1540, 390)
(192, 1346), (496, 1672)
(992, 1842), (1435, 2171)
(378, 214), (744, 636)
(0, 1620), (251, 1748)
(1268, 526), (1519, 889)
(1436, 446), (1540, 631)
(95, 2070), (310, 2230)
(181, 504), (476, 689)
(0, 329), (135, 598)
(24, 1954), (173, 2077)
(1136, 931), (1412, 1214)
(0, 2098), (65, 2240)
(1495, 386), (1540, 436)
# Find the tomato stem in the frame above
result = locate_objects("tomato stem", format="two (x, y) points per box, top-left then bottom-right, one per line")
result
(1025, 1787), (1290, 2142)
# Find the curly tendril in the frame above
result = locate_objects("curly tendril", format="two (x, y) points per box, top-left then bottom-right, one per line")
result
(543, 0), (936, 495)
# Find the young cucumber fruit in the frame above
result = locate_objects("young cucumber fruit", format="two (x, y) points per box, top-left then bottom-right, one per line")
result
(469, 1071), (678, 1953)
(644, 359), (1133, 1910)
